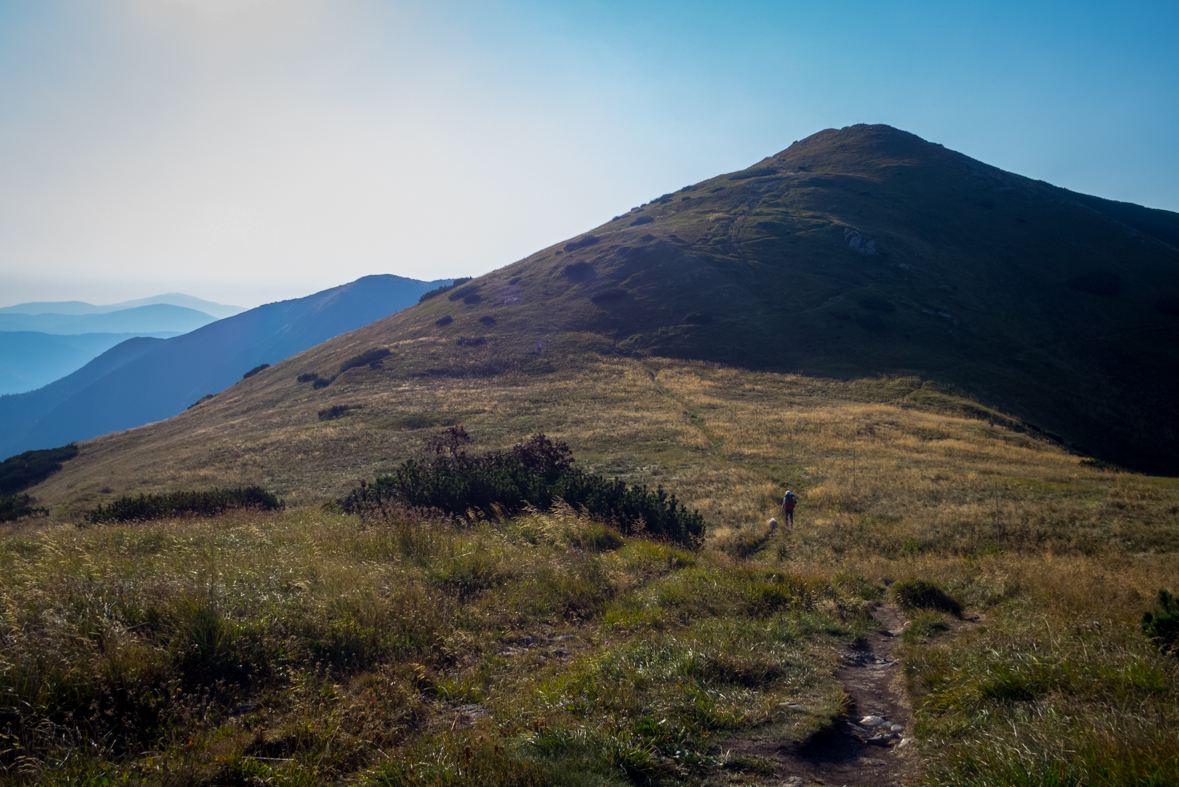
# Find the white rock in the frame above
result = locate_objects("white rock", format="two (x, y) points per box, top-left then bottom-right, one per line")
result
(860, 715), (886, 728)
(890, 724), (904, 733)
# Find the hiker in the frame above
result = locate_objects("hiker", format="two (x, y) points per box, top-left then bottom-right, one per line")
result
(781, 490), (798, 526)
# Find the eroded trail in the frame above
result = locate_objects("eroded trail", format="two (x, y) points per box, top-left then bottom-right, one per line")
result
(719, 604), (919, 787)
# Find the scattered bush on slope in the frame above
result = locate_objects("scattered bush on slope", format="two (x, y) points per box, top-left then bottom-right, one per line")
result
(85, 486), (283, 524)
(337, 427), (706, 546)
(0, 444), (79, 495)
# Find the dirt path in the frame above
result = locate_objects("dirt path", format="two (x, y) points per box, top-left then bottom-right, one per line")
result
(717, 604), (919, 786)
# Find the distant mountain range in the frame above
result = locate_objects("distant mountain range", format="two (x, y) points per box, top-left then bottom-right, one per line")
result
(0, 293), (245, 319)
(0, 304), (218, 336)
(0, 274), (449, 459)
(0, 331), (179, 395)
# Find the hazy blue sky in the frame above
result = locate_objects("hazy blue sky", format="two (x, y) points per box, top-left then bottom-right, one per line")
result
(1, 0), (1176, 308)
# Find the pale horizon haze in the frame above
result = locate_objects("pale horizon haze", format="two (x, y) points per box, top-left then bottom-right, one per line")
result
(2, 0), (1177, 309)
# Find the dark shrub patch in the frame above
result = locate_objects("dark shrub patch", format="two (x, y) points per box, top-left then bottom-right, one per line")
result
(456, 337), (487, 347)
(435, 315), (454, 327)
(1143, 589), (1179, 656)
(312, 376), (334, 389)
(463, 292), (483, 305)
(563, 235), (600, 252)
(1155, 296), (1179, 316)
(338, 428), (705, 546)
(630, 215), (654, 226)
(187, 394), (215, 410)
(730, 167), (778, 180)
(685, 312), (712, 325)
(858, 296), (895, 312)
(0, 444), (79, 496)
(479, 315), (497, 326)
(0, 493), (47, 522)
(86, 486), (283, 524)
(419, 277), (470, 303)
(297, 372), (319, 383)
(591, 288), (627, 304)
(856, 314), (887, 332)
(242, 363), (270, 379)
(339, 348), (391, 374)
(318, 404), (361, 421)
(890, 578), (962, 617)
(1067, 271), (1124, 296)
(447, 284), (480, 302)
(508, 276), (521, 285)
(563, 261), (593, 281)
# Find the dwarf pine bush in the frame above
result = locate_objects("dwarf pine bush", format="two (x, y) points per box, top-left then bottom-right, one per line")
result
(85, 486), (283, 524)
(337, 428), (706, 546)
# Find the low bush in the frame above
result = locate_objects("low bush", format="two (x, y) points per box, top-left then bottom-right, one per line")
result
(297, 372), (319, 383)
(339, 348), (391, 374)
(456, 337), (487, 347)
(313, 376), (334, 389)
(85, 486), (283, 524)
(319, 404), (361, 421)
(435, 315), (454, 327)
(419, 277), (471, 303)
(563, 235), (600, 252)
(242, 363), (270, 379)
(187, 393), (216, 410)
(0, 443), (79, 495)
(479, 315), (497, 326)
(462, 292), (483, 305)
(1143, 589), (1179, 656)
(563, 261), (593, 281)
(0, 493), (47, 522)
(890, 578), (962, 617)
(447, 284), (480, 302)
(337, 428), (705, 546)
(630, 215), (654, 226)
(730, 167), (778, 180)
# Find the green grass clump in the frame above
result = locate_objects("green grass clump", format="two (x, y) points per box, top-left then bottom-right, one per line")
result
(85, 485), (283, 524)
(1142, 589), (1179, 656)
(890, 577), (963, 617)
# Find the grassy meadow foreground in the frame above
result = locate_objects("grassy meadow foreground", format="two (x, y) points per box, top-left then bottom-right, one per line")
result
(5, 355), (1179, 785)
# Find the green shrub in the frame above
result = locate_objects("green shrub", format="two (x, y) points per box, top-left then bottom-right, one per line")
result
(0, 493), (47, 522)
(730, 167), (778, 180)
(85, 486), (283, 524)
(890, 578), (962, 617)
(447, 284), (480, 303)
(479, 315), (496, 326)
(563, 235), (599, 252)
(187, 393), (215, 410)
(435, 315), (454, 327)
(418, 277), (470, 303)
(313, 376), (334, 389)
(339, 348), (391, 374)
(1143, 589), (1179, 656)
(0, 443), (79, 495)
(337, 428), (705, 546)
(242, 363), (270, 379)
(456, 337), (486, 347)
(630, 216), (654, 226)
(297, 372), (319, 383)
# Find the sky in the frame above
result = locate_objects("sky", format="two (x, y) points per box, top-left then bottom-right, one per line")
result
(1, 0), (1177, 309)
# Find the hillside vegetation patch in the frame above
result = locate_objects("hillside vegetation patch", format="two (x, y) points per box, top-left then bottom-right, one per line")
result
(0, 443), (78, 495)
(85, 486), (283, 524)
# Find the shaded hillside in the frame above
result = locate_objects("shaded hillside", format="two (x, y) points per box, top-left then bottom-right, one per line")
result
(0, 331), (176, 395)
(0, 275), (448, 459)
